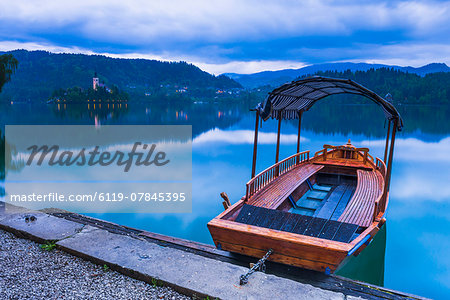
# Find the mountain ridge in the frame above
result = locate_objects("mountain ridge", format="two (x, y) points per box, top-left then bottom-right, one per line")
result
(224, 62), (450, 88)
(0, 50), (242, 101)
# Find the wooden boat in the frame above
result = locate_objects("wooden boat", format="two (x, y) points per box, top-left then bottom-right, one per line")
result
(208, 77), (403, 273)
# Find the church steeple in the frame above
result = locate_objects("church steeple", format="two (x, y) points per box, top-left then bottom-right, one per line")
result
(93, 72), (99, 90)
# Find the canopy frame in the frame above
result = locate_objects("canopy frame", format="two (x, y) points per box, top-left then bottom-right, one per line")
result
(249, 76), (403, 200)
(258, 76), (403, 130)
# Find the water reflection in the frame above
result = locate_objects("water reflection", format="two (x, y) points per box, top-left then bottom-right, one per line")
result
(336, 223), (387, 286)
(51, 102), (129, 123)
(1, 101), (450, 298)
(193, 128), (309, 145)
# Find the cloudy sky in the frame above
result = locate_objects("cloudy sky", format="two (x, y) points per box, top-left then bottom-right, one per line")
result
(0, 0), (449, 74)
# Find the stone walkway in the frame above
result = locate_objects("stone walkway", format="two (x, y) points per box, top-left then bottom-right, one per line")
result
(0, 229), (190, 300)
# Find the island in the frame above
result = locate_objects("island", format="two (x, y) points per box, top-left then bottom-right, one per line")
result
(48, 73), (129, 103)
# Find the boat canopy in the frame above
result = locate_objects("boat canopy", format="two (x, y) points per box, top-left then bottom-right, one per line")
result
(257, 76), (403, 130)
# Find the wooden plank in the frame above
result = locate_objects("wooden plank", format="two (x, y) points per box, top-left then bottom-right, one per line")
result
(209, 219), (350, 252)
(330, 185), (356, 221)
(307, 190), (328, 200)
(315, 184), (347, 219)
(298, 198), (322, 210)
(318, 220), (342, 240)
(258, 208), (282, 229)
(235, 204), (257, 224)
(269, 211), (291, 230)
(216, 240), (339, 273)
(251, 207), (273, 227)
(313, 184), (332, 192)
(304, 217), (328, 237)
(338, 169), (383, 227)
(332, 223), (359, 243)
(313, 159), (373, 170)
(245, 206), (263, 225)
(280, 213), (301, 232)
(249, 163), (324, 209)
(208, 219), (349, 265)
(292, 215), (313, 235)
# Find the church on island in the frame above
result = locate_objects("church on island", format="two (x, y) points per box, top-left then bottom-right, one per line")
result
(93, 72), (112, 93)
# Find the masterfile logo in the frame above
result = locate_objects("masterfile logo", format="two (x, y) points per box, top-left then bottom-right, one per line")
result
(26, 142), (170, 172)
(4, 125), (192, 213)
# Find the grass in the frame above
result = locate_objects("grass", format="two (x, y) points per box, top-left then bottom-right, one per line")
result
(39, 241), (57, 251)
(151, 278), (163, 287)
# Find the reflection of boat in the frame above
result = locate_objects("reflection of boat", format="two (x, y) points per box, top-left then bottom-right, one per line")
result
(208, 77), (403, 273)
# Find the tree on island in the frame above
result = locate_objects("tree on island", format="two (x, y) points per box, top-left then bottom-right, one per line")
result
(0, 54), (18, 93)
(50, 85), (129, 102)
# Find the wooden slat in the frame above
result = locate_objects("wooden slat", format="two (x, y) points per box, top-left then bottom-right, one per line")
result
(304, 218), (328, 237)
(318, 220), (342, 240)
(314, 184), (347, 219)
(338, 169), (383, 227)
(214, 240), (339, 272)
(251, 208), (272, 227)
(280, 213), (301, 232)
(235, 204), (256, 224)
(332, 223), (359, 243)
(248, 163), (324, 209)
(269, 211), (291, 230)
(208, 218), (349, 266)
(330, 185), (356, 221)
(292, 215), (313, 235)
(235, 204), (360, 245)
(313, 159), (373, 170)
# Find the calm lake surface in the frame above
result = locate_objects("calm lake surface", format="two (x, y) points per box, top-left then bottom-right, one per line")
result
(1, 100), (450, 299)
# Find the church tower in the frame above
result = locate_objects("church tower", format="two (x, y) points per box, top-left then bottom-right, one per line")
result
(93, 72), (99, 90)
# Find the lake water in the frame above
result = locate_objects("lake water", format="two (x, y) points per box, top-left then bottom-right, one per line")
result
(1, 100), (449, 299)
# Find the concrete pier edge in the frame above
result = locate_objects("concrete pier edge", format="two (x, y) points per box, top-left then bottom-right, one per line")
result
(0, 202), (427, 300)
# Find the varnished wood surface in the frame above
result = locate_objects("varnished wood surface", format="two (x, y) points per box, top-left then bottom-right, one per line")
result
(208, 218), (350, 272)
(339, 169), (384, 227)
(235, 204), (359, 243)
(209, 143), (391, 272)
(248, 163), (323, 208)
(313, 158), (374, 170)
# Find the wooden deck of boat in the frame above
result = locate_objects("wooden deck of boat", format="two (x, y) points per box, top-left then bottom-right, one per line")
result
(313, 158), (373, 170)
(339, 169), (384, 227)
(314, 183), (356, 221)
(236, 204), (359, 243)
(248, 163), (324, 209)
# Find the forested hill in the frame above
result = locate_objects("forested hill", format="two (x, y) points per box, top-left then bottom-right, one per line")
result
(226, 62), (450, 88)
(308, 68), (450, 105)
(0, 50), (241, 101)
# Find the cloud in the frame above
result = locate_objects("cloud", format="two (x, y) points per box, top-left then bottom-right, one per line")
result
(2, 1), (449, 42)
(1, 1), (449, 73)
(194, 60), (308, 75)
(193, 128), (309, 145)
(361, 136), (450, 162)
(360, 136), (450, 201)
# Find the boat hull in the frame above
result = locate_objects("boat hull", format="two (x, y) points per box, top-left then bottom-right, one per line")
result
(208, 199), (385, 273)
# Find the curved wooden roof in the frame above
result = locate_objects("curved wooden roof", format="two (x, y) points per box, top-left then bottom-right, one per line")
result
(258, 76), (403, 130)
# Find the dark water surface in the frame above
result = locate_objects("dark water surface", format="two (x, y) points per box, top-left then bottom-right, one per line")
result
(1, 100), (449, 299)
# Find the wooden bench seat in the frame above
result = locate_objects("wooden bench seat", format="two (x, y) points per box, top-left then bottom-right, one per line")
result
(338, 169), (384, 227)
(313, 158), (373, 170)
(248, 163), (324, 209)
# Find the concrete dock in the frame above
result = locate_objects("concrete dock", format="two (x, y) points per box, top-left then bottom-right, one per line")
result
(0, 202), (425, 300)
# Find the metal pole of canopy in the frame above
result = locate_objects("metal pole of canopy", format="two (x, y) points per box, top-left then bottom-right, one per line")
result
(386, 118), (398, 193)
(296, 111), (303, 164)
(383, 120), (391, 163)
(275, 111), (282, 164)
(251, 110), (260, 179)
